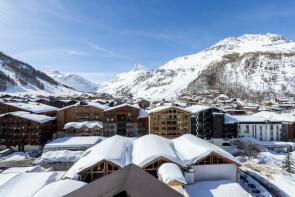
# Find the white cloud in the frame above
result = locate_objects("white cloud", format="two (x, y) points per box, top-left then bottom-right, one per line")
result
(86, 42), (133, 61)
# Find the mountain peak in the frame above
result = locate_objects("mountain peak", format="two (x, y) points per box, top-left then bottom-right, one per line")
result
(130, 64), (146, 72)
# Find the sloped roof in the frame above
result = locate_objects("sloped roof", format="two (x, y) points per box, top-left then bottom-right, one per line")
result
(148, 105), (191, 114)
(59, 102), (109, 111)
(172, 134), (240, 166)
(1, 101), (58, 113)
(186, 105), (211, 114)
(0, 111), (55, 123)
(64, 135), (134, 179)
(104, 103), (140, 112)
(65, 164), (183, 197)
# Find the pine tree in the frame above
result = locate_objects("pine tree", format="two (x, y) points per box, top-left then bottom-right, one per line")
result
(283, 151), (295, 173)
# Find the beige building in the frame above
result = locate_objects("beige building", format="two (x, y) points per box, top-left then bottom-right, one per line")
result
(148, 106), (191, 138)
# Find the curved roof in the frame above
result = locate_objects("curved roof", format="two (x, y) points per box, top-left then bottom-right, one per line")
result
(64, 135), (133, 179)
(172, 134), (240, 166)
(32, 180), (86, 197)
(132, 135), (183, 167)
(65, 134), (240, 179)
(158, 163), (187, 185)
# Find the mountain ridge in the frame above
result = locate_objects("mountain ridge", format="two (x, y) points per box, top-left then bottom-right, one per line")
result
(98, 33), (295, 100)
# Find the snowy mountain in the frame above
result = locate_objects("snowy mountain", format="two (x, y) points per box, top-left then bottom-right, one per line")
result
(45, 70), (98, 93)
(98, 33), (295, 100)
(0, 52), (78, 95)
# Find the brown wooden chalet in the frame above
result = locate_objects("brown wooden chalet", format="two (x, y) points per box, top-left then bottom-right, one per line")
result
(65, 164), (183, 197)
(103, 104), (147, 137)
(0, 111), (56, 151)
(57, 101), (107, 135)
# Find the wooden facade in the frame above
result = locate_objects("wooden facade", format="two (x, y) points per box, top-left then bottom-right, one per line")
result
(57, 104), (104, 132)
(148, 107), (191, 138)
(0, 114), (55, 151)
(195, 152), (240, 166)
(79, 160), (120, 183)
(143, 156), (172, 176)
(104, 105), (145, 137)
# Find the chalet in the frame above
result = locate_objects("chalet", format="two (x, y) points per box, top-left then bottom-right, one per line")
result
(57, 102), (108, 136)
(0, 111), (56, 151)
(103, 103), (147, 137)
(148, 106), (191, 138)
(64, 134), (240, 184)
(0, 101), (58, 116)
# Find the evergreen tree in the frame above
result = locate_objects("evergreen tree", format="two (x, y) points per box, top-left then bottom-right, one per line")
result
(283, 151), (295, 173)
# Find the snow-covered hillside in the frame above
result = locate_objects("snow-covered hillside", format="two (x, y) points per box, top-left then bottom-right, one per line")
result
(45, 70), (98, 93)
(0, 52), (78, 96)
(98, 33), (295, 100)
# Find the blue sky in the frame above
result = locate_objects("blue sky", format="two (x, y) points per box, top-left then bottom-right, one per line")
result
(1, 0), (295, 82)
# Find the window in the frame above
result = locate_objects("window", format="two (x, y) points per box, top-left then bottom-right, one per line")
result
(245, 125), (249, 133)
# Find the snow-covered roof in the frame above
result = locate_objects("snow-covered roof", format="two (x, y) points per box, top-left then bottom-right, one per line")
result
(87, 102), (109, 110)
(32, 179), (86, 197)
(1, 101), (58, 113)
(64, 121), (103, 129)
(231, 115), (270, 123)
(252, 111), (295, 123)
(148, 105), (191, 114)
(0, 111), (55, 123)
(132, 135), (184, 167)
(59, 102), (109, 111)
(64, 134), (240, 179)
(224, 114), (239, 124)
(158, 163), (186, 185)
(172, 134), (240, 166)
(44, 136), (101, 150)
(0, 172), (64, 197)
(104, 103), (140, 112)
(0, 173), (19, 187)
(186, 105), (211, 114)
(1, 166), (45, 173)
(35, 150), (83, 164)
(64, 135), (134, 179)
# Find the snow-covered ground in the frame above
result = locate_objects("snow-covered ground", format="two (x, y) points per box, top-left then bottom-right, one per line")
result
(35, 150), (83, 164)
(240, 151), (295, 196)
(185, 179), (251, 197)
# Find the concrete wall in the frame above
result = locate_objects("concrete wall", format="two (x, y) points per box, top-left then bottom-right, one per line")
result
(193, 164), (237, 182)
(238, 123), (283, 141)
